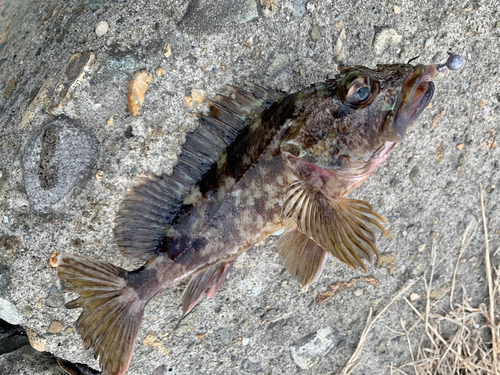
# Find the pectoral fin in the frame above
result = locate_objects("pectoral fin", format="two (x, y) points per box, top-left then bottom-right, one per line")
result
(277, 226), (328, 286)
(283, 179), (387, 272)
(181, 261), (233, 317)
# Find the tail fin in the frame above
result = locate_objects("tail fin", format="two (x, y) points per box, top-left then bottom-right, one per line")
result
(58, 254), (145, 375)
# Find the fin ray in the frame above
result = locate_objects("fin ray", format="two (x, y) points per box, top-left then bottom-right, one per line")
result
(181, 261), (234, 316)
(277, 227), (328, 286)
(283, 180), (386, 270)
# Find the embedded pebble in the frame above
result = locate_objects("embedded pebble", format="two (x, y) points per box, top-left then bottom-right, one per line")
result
(353, 288), (364, 297)
(48, 250), (58, 268)
(430, 231), (440, 240)
(45, 285), (65, 308)
(47, 320), (63, 333)
(26, 328), (47, 351)
(410, 293), (420, 301)
(128, 70), (154, 116)
(22, 118), (100, 214)
(310, 26), (320, 42)
(95, 21), (109, 37)
(290, 327), (338, 369)
(418, 244), (426, 252)
(242, 337), (250, 346)
(409, 164), (420, 185)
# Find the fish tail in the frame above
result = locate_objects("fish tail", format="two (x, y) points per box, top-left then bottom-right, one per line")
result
(58, 253), (145, 375)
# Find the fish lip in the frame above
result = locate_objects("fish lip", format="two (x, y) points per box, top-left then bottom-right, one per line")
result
(393, 65), (435, 139)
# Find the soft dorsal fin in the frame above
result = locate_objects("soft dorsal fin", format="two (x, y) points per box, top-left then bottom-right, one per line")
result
(114, 84), (280, 262)
(277, 226), (328, 286)
(282, 179), (387, 272)
(181, 261), (234, 317)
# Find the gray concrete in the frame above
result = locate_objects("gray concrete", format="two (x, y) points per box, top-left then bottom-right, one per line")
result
(0, 0), (498, 374)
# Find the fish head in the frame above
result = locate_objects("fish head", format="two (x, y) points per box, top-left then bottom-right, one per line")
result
(282, 54), (463, 173)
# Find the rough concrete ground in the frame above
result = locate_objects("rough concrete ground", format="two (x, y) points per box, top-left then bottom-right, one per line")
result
(0, 0), (499, 374)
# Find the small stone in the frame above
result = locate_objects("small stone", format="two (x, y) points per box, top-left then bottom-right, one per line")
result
(163, 43), (172, 58)
(353, 288), (363, 297)
(430, 231), (440, 240)
(310, 26), (320, 42)
(478, 100), (484, 109)
(409, 165), (420, 185)
(65, 327), (73, 333)
(393, 5), (401, 13)
(198, 333), (205, 339)
(128, 70), (154, 116)
(95, 21), (109, 37)
(242, 337), (250, 346)
(3, 76), (17, 97)
(424, 36), (434, 48)
(378, 339), (387, 349)
(184, 89), (206, 109)
(48, 250), (58, 267)
(26, 328), (47, 351)
(418, 244), (426, 252)
(96, 170), (104, 182)
(435, 141), (444, 163)
(107, 115), (115, 125)
(47, 320), (63, 333)
(457, 144), (464, 150)
(2, 216), (7, 224)
(290, 327), (337, 370)
(156, 67), (165, 76)
(457, 165), (465, 175)
(410, 293), (420, 301)
(45, 285), (65, 308)
(306, 1), (315, 12)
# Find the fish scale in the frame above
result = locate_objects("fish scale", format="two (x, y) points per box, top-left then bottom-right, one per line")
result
(57, 53), (464, 375)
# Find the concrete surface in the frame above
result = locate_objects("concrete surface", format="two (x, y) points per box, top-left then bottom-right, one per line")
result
(0, 0), (498, 374)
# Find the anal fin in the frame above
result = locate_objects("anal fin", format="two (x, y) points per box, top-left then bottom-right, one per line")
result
(283, 179), (387, 272)
(277, 226), (328, 286)
(181, 261), (234, 317)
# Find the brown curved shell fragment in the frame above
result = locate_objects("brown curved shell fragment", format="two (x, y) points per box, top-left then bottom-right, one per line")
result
(128, 70), (154, 116)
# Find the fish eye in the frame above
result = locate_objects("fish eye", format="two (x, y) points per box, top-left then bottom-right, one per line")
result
(355, 86), (370, 102)
(339, 70), (380, 108)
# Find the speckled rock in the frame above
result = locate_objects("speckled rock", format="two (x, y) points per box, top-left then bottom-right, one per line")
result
(22, 118), (100, 215)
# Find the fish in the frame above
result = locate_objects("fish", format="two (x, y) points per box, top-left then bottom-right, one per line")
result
(57, 52), (464, 375)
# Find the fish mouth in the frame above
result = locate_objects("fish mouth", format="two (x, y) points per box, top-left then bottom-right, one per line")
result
(392, 65), (435, 140)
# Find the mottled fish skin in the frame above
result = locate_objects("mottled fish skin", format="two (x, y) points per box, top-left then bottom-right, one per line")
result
(57, 54), (464, 375)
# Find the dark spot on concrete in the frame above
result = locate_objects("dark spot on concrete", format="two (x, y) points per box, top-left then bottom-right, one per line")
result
(124, 125), (134, 138)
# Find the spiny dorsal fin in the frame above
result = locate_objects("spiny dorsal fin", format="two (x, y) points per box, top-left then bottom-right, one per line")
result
(181, 261), (234, 317)
(114, 84), (281, 262)
(283, 179), (387, 272)
(277, 226), (328, 286)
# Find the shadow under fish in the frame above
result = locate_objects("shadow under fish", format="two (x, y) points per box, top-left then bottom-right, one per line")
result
(57, 53), (464, 375)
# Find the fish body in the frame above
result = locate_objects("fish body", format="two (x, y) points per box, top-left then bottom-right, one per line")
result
(58, 54), (464, 375)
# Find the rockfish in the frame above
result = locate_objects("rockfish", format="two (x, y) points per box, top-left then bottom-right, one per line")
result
(57, 53), (464, 375)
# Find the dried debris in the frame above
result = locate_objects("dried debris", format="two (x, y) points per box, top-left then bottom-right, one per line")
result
(316, 276), (380, 304)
